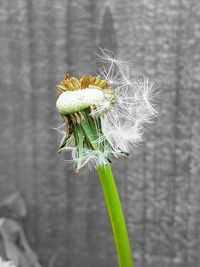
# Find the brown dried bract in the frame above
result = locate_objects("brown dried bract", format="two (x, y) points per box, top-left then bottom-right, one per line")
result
(57, 74), (113, 94)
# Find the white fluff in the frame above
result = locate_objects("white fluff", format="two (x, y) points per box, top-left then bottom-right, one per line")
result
(97, 50), (158, 153)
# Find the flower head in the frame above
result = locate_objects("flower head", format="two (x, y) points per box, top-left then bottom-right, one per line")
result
(56, 51), (158, 172)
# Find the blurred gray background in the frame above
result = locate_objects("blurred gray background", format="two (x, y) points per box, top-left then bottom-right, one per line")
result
(0, 0), (200, 266)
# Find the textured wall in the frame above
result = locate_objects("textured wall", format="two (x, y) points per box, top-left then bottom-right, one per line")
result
(0, 0), (200, 267)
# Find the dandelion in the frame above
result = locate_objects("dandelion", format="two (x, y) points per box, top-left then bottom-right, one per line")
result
(55, 50), (158, 267)
(56, 54), (157, 172)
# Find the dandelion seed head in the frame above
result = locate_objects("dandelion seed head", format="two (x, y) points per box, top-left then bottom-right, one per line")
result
(56, 49), (158, 171)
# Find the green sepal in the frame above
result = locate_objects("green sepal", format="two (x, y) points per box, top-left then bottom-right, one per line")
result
(80, 116), (99, 150)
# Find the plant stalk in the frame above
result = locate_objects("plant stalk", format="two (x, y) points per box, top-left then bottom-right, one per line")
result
(98, 164), (134, 267)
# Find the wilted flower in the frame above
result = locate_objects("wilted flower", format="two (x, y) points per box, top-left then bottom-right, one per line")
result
(56, 50), (158, 172)
(0, 258), (16, 267)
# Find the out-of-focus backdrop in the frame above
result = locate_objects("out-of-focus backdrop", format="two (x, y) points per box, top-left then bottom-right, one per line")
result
(0, 0), (200, 267)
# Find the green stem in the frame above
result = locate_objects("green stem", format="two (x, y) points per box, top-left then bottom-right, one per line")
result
(98, 164), (134, 267)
